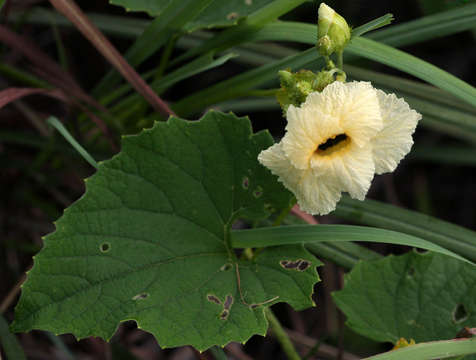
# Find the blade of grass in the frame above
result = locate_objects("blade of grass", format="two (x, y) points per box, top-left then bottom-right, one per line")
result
(173, 48), (322, 116)
(363, 338), (476, 360)
(48, 0), (175, 117)
(0, 314), (26, 360)
(92, 0), (214, 96)
(409, 145), (476, 166)
(231, 225), (473, 264)
(0, 63), (52, 88)
(107, 52), (237, 117)
(0, 24), (107, 112)
(19, 2), (476, 50)
(351, 13), (394, 38)
(306, 242), (382, 269)
(367, 2), (476, 46)
(334, 196), (476, 262)
(346, 37), (476, 108)
(170, 0), (309, 66)
(346, 64), (476, 115)
(209, 346), (228, 360)
(0, 87), (66, 109)
(173, 19), (476, 117)
(47, 116), (98, 169)
(0, 24), (115, 143)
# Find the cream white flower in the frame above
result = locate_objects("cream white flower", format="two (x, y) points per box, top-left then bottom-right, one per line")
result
(258, 81), (421, 215)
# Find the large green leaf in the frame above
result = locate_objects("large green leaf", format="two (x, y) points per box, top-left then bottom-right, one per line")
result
(12, 112), (320, 350)
(333, 252), (476, 344)
(109, 0), (282, 31)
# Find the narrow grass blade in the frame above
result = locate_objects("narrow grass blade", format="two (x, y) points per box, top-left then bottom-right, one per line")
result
(171, 0), (309, 65)
(173, 48), (321, 116)
(0, 87), (66, 109)
(107, 52), (236, 115)
(19, 3), (476, 49)
(306, 242), (382, 269)
(47, 117), (98, 169)
(0, 314), (26, 360)
(231, 225), (473, 265)
(410, 145), (476, 166)
(346, 37), (476, 108)
(346, 65), (476, 115)
(48, 0), (174, 117)
(334, 197), (476, 263)
(93, 0), (214, 96)
(351, 13), (394, 38)
(368, 2), (476, 46)
(363, 338), (476, 360)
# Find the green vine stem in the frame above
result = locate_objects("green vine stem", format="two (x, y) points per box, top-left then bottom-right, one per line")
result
(265, 307), (302, 360)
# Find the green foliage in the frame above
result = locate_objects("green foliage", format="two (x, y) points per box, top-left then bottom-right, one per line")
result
(334, 197), (476, 263)
(109, 0), (278, 31)
(363, 338), (476, 360)
(333, 252), (476, 343)
(11, 112), (321, 350)
(231, 225), (472, 264)
(0, 314), (26, 360)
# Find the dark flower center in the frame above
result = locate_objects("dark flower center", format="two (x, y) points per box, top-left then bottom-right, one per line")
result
(317, 133), (348, 151)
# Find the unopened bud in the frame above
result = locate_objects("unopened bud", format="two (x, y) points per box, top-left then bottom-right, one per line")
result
(317, 3), (351, 56)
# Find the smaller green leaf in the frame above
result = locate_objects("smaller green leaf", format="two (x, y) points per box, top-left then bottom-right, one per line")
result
(333, 252), (476, 343)
(231, 225), (474, 264)
(363, 338), (476, 360)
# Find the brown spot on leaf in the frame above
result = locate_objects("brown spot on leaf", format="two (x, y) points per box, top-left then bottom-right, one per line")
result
(220, 263), (232, 271)
(253, 186), (263, 198)
(280, 260), (300, 269)
(220, 310), (229, 320)
(280, 259), (311, 271)
(227, 12), (239, 20)
(207, 295), (222, 305)
(298, 260), (311, 271)
(132, 293), (149, 300)
(224, 295), (234, 310)
(100, 242), (111, 252)
(242, 177), (249, 189)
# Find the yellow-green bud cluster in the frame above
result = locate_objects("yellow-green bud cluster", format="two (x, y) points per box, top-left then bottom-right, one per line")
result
(276, 69), (338, 115)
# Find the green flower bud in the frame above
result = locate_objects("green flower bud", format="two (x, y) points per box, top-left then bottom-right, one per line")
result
(276, 68), (343, 115)
(317, 3), (351, 56)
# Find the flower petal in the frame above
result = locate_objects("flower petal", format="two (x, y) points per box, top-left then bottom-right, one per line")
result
(371, 90), (422, 174)
(258, 142), (302, 191)
(258, 142), (341, 215)
(282, 104), (340, 170)
(297, 169), (342, 215)
(310, 142), (375, 200)
(319, 81), (383, 147)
